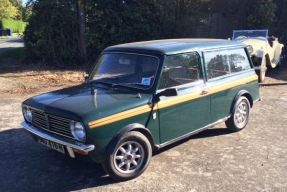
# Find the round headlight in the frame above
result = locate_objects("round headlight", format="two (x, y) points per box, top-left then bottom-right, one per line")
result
(246, 45), (253, 55)
(23, 107), (33, 122)
(70, 122), (86, 141)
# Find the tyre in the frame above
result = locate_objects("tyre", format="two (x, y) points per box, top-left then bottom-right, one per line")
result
(276, 52), (283, 69)
(102, 131), (152, 181)
(225, 96), (250, 132)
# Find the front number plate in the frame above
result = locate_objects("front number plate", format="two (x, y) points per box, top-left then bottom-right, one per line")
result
(37, 137), (65, 154)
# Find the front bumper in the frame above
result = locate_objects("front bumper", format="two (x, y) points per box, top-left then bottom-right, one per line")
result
(22, 122), (95, 158)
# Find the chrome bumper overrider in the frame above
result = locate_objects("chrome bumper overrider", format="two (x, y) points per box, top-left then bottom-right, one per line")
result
(254, 66), (267, 70)
(22, 122), (95, 158)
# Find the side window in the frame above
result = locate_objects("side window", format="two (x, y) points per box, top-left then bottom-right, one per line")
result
(229, 49), (251, 72)
(204, 48), (251, 79)
(204, 50), (231, 79)
(158, 53), (202, 89)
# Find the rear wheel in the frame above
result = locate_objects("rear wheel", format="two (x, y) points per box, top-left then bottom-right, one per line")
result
(276, 52), (284, 69)
(225, 96), (250, 132)
(102, 131), (152, 181)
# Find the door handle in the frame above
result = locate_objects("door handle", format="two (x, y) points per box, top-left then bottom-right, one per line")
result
(201, 89), (209, 95)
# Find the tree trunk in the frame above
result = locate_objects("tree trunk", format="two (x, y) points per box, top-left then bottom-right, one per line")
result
(78, 0), (87, 61)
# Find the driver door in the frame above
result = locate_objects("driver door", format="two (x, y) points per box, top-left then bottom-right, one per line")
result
(157, 52), (210, 144)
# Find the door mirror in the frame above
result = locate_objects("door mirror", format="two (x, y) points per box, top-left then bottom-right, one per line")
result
(154, 88), (178, 103)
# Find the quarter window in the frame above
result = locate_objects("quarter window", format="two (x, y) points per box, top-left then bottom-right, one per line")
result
(158, 53), (202, 89)
(204, 48), (251, 79)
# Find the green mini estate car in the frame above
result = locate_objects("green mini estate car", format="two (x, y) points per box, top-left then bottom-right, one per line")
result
(22, 39), (260, 181)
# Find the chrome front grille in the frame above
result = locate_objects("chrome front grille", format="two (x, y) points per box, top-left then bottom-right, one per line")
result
(31, 109), (74, 140)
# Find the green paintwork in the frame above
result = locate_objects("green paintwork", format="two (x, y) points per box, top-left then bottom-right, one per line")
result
(104, 39), (245, 55)
(23, 83), (152, 122)
(158, 84), (210, 143)
(22, 39), (260, 163)
(208, 70), (260, 123)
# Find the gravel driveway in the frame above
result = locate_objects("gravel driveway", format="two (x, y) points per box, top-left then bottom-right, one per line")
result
(0, 62), (287, 192)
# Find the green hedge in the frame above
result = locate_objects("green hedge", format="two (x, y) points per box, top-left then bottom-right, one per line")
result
(0, 19), (27, 33)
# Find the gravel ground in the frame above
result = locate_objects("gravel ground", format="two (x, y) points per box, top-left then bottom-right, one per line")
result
(0, 61), (287, 192)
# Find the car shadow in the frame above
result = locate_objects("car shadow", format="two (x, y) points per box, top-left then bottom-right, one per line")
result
(0, 127), (232, 191)
(153, 127), (232, 156)
(264, 59), (287, 82)
(0, 128), (118, 192)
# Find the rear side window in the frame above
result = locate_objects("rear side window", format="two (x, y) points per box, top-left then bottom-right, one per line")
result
(204, 48), (251, 79)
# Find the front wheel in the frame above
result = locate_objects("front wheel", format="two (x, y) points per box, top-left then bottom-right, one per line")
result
(225, 96), (250, 132)
(102, 131), (152, 181)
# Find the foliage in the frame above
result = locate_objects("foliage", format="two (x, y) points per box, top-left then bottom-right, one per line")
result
(23, 0), (286, 66)
(21, 0), (34, 22)
(0, 0), (19, 20)
(247, 0), (277, 30)
(85, 0), (165, 60)
(9, 0), (23, 20)
(0, 19), (27, 33)
(24, 0), (81, 65)
(0, 47), (25, 60)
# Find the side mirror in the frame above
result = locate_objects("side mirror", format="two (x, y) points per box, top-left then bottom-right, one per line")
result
(154, 88), (178, 103)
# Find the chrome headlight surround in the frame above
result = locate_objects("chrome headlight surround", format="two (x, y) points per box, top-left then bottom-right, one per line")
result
(246, 45), (253, 55)
(70, 122), (86, 141)
(23, 106), (33, 123)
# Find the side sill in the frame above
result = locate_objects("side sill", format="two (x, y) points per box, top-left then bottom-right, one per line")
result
(156, 116), (230, 149)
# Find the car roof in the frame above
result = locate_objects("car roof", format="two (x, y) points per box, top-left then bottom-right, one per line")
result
(104, 39), (245, 55)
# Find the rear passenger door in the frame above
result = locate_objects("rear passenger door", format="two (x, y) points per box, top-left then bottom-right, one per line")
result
(203, 48), (253, 123)
(156, 52), (210, 144)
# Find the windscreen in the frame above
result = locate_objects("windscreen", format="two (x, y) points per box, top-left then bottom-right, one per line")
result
(233, 30), (268, 40)
(89, 53), (159, 89)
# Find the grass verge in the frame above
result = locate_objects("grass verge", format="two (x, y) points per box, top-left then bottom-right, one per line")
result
(0, 47), (25, 60)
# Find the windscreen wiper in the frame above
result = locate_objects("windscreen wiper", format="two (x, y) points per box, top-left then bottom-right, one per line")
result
(112, 82), (149, 88)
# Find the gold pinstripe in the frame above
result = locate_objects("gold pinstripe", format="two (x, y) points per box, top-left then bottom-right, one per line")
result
(89, 75), (258, 129)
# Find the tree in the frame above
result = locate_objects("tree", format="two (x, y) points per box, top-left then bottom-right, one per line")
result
(77, 0), (87, 60)
(247, 0), (277, 30)
(24, 0), (80, 65)
(0, 0), (18, 20)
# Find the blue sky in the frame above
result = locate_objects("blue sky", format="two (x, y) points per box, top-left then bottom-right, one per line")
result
(22, 0), (28, 5)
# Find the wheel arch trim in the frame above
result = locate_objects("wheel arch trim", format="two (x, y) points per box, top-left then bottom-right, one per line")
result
(105, 123), (156, 156)
(230, 90), (253, 115)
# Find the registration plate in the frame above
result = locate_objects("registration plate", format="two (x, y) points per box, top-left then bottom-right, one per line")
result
(37, 137), (65, 154)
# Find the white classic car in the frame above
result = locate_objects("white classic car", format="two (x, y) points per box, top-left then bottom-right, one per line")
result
(233, 29), (284, 82)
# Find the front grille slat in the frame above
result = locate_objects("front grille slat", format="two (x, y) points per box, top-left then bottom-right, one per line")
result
(50, 124), (71, 133)
(33, 119), (47, 128)
(50, 119), (70, 127)
(31, 109), (75, 140)
(51, 127), (72, 136)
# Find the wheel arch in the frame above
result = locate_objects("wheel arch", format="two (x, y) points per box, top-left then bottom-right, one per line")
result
(230, 90), (253, 115)
(105, 123), (157, 156)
